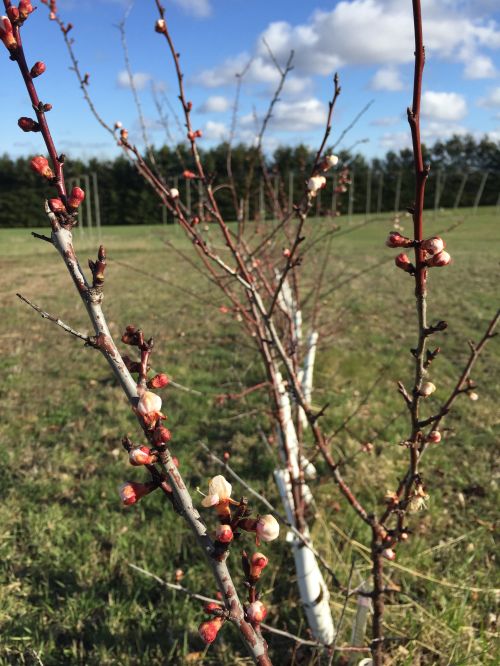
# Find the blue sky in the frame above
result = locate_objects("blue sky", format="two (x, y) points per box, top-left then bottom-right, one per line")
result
(2, 0), (500, 161)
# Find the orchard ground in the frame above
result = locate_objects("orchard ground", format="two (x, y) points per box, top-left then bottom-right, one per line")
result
(0, 207), (498, 665)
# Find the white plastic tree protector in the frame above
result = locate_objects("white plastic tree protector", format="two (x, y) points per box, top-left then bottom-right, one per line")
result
(299, 330), (319, 430)
(273, 371), (335, 644)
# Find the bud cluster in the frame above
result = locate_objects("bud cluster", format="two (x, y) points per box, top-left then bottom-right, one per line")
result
(387, 232), (451, 274)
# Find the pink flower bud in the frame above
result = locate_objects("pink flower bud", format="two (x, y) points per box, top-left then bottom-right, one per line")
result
(256, 514), (279, 542)
(419, 381), (436, 397)
(250, 552), (269, 579)
(395, 253), (414, 273)
(215, 524), (233, 543)
(282, 248), (291, 258)
(0, 16), (17, 51)
(204, 602), (222, 614)
(119, 480), (156, 506)
(155, 18), (166, 33)
(129, 446), (156, 466)
(67, 186), (85, 209)
(120, 128), (129, 142)
(194, 129), (203, 138)
(148, 373), (169, 389)
(18, 117), (40, 132)
(18, 1), (34, 20)
(153, 425), (172, 444)
(428, 430), (441, 443)
(136, 391), (163, 428)
(187, 131), (195, 141)
(421, 236), (445, 255)
(6, 7), (19, 23)
(386, 231), (412, 248)
(426, 250), (451, 267)
(183, 169), (196, 179)
(382, 548), (396, 561)
(198, 617), (224, 644)
(30, 61), (46, 78)
(48, 198), (66, 213)
(247, 600), (267, 623)
(30, 155), (54, 180)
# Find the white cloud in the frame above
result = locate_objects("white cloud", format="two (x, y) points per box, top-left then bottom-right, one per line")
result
(422, 91), (467, 121)
(203, 120), (228, 142)
(117, 70), (151, 91)
(478, 86), (500, 108)
(464, 54), (496, 79)
(196, 1), (500, 86)
(241, 97), (327, 133)
(379, 131), (411, 151)
(421, 121), (468, 143)
(171, 0), (211, 18)
(370, 67), (405, 91)
(199, 96), (231, 113)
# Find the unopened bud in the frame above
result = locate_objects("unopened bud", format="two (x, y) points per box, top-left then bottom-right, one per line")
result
(395, 253), (414, 273)
(67, 186), (85, 210)
(204, 602), (222, 615)
(249, 552), (268, 579)
(155, 18), (166, 33)
(148, 373), (169, 389)
(48, 198), (66, 213)
(256, 514), (279, 542)
(153, 425), (172, 444)
(419, 381), (436, 397)
(194, 129), (202, 138)
(18, 1), (34, 20)
(30, 155), (54, 180)
(421, 236), (445, 255)
(6, 7), (19, 22)
(386, 231), (412, 248)
(18, 117), (40, 132)
(120, 128), (129, 142)
(469, 391), (479, 402)
(170, 188), (179, 199)
(215, 524), (233, 544)
(428, 430), (441, 443)
(426, 250), (451, 267)
(119, 480), (156, 505)
(0, 16), (17, 50)
(282, 248), (291, 258)
(247, 600), (267, 623)
(182, 169), (196, 179)
(382, 547), (396, 561)
(198, 617), (224, 644)
(30, 61), (46, 78)
(129, 446), (156, 466)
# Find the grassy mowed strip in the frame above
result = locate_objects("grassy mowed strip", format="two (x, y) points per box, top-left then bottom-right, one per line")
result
(0, 208), (498, 664)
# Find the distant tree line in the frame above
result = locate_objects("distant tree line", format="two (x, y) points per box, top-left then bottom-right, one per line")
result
(1, 134), (499, 227)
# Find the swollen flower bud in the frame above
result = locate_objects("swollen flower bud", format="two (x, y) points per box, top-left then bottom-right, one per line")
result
(421, 236), (445, 255)
(6, 7), (19, 23)
(18, 118), (39, 134)
(155, 18), (166, 33)
(382, 548), (396, 561)
(183, 169), (196, 179)
(119, 480), (156, 505)
(67, 186), (85, 210)
(170, 188), (179, 199)
(386, 231), (412, 248)
(250, 552), (268, 580)
(30, 155), (54, 180)
(18, 1), (34, 20)
(307, 175), (326, 197)
(48, 198), (66, 213)
(215, 524), (234, 544)
(426, 250), (451, 267)
(395, 252), (414, 273)
(247, 600), (267, 623)
(419, 381), (436, 397)
(256, 514), (279, 542)
(148, 373), (169, 389)
(428, 430), (441, 443)
(0, 16), (17, 51)
(136, 390), (163, 428)
(129, 446), (156, 466)
(30, 61), (46, 78)
(153, 425), (172, 444)
(198, 617), (224, 644)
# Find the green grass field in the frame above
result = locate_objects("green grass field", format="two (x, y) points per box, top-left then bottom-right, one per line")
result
(0, 208), (498, 665)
